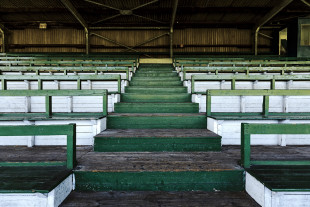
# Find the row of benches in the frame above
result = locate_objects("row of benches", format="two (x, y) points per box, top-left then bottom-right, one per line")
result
(1, 74), (121, 93)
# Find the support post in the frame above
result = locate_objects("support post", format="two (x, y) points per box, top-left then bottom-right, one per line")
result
(241, 123), (251, 168)
(85, 28), (89, 54)
(170, 28), (173, 58)
(254, 0), (294, 55)
(0, 24), (10, 53)
(170, 0), (179, 58)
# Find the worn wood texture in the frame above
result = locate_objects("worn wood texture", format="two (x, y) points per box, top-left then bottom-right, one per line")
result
(247, 165), (310, 191)
(0, 166), (71, 193)
(95, 129), (220, 138)
(60, 191), (259, 207)
(0, 146), (91, 162)
(1, 146), (310, 171)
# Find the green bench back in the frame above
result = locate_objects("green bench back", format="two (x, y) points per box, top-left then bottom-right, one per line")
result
(241, 123), (310, 168)
(0, 124), (76, 169)
(206, 89), (310, 117)
(0, 89), (108, 118)
(192, 74), (310, 93)
(1, 74), (121, 93)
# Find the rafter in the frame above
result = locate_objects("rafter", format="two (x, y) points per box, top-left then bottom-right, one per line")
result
(87, 0), (163, 25)
(60, 0), (89, 54)
(60, 0), (88, 28)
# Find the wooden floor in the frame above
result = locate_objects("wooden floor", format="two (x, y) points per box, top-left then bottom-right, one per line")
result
(95, 129), (220, 138)
(0, 146), (92, 162)
(60, 191), (260, 207)
(1, 145), (310, 171)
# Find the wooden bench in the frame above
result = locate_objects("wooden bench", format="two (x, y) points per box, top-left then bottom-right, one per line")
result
(0, 124), (76, 169)
(191, 74), (310, 93)
(1, 53), (139, 66)
(0, 89), (108, 120)
(241, 123), (310, 207)
(0, 124), (76, 205)
(206, 89), (310, 119)
(0, 74), (121, 94)
(182, 66), (310, 81)
(0, 60), (134, 80)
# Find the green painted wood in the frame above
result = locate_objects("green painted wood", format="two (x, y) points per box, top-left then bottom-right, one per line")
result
(241, 123), (310, 168)
(114, 103), (199, 113)
(136, 70), (174, 74)
(125, 86), (187, 94)
(107, 115), (207, 129)
(0, 166), (71, 193)
(131, 76), (180, 81)
(135, 72), (178, 77)
(0, 89), (108, 120)
(121, 94), (191, 103)
(209, 114), (310, 120)
(191, 74), (310, 93)
(206, 89), (310, 118)
(130, 80), (183, 86)
(74, 170), (244, 192)
(0, 75), (121, 93)
(247, 165), (310, 191)
(0, 124), (76, 169)
(94, 140), (220, 152)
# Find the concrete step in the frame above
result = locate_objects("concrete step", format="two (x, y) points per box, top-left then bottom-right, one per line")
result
(121, 94), (191, 102)
(114, 102), (199, 113)
(94, 129), (221, 152)
(107, 113), (206, 129)
(125, 86), (187, 94)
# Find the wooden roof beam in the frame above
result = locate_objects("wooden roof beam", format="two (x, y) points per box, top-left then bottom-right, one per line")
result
(60, 0), (89, 54)
(254, 0), (294, 55)
(170, 0), (178, 58)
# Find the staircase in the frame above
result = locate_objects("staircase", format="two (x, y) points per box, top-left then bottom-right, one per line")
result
(95, 63), (221, 151)
(74, 64), (243, 192)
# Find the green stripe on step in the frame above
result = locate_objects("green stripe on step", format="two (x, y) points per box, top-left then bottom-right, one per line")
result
(74, 170), (244, 191)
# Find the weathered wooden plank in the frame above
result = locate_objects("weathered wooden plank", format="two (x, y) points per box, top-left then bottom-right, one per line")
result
(61, 191), (259, 207)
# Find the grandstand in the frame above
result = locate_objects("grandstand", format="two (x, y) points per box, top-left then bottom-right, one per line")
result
(1, 0), (310, 207)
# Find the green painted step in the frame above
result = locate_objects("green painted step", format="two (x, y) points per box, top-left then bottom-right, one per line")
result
(107, 113), (206, 129)
(137, 70), (174, 73)
(130, 80), (183, 86)
(131, 76), (180, 81)
(94, 129), (221, 152)
(114, 103), (199, 113)
(121, 94), (191, 102)
(134, 72), (178, 77)
(125, 86), (187, 94)
(75, 170), (244, 191)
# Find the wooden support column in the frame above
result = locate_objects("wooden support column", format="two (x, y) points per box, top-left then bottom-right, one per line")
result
(60, 0), (89, 54)
(85, 28), (90, 54)
(170, 0), (178, 58)
(254, 0), (294, 55)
